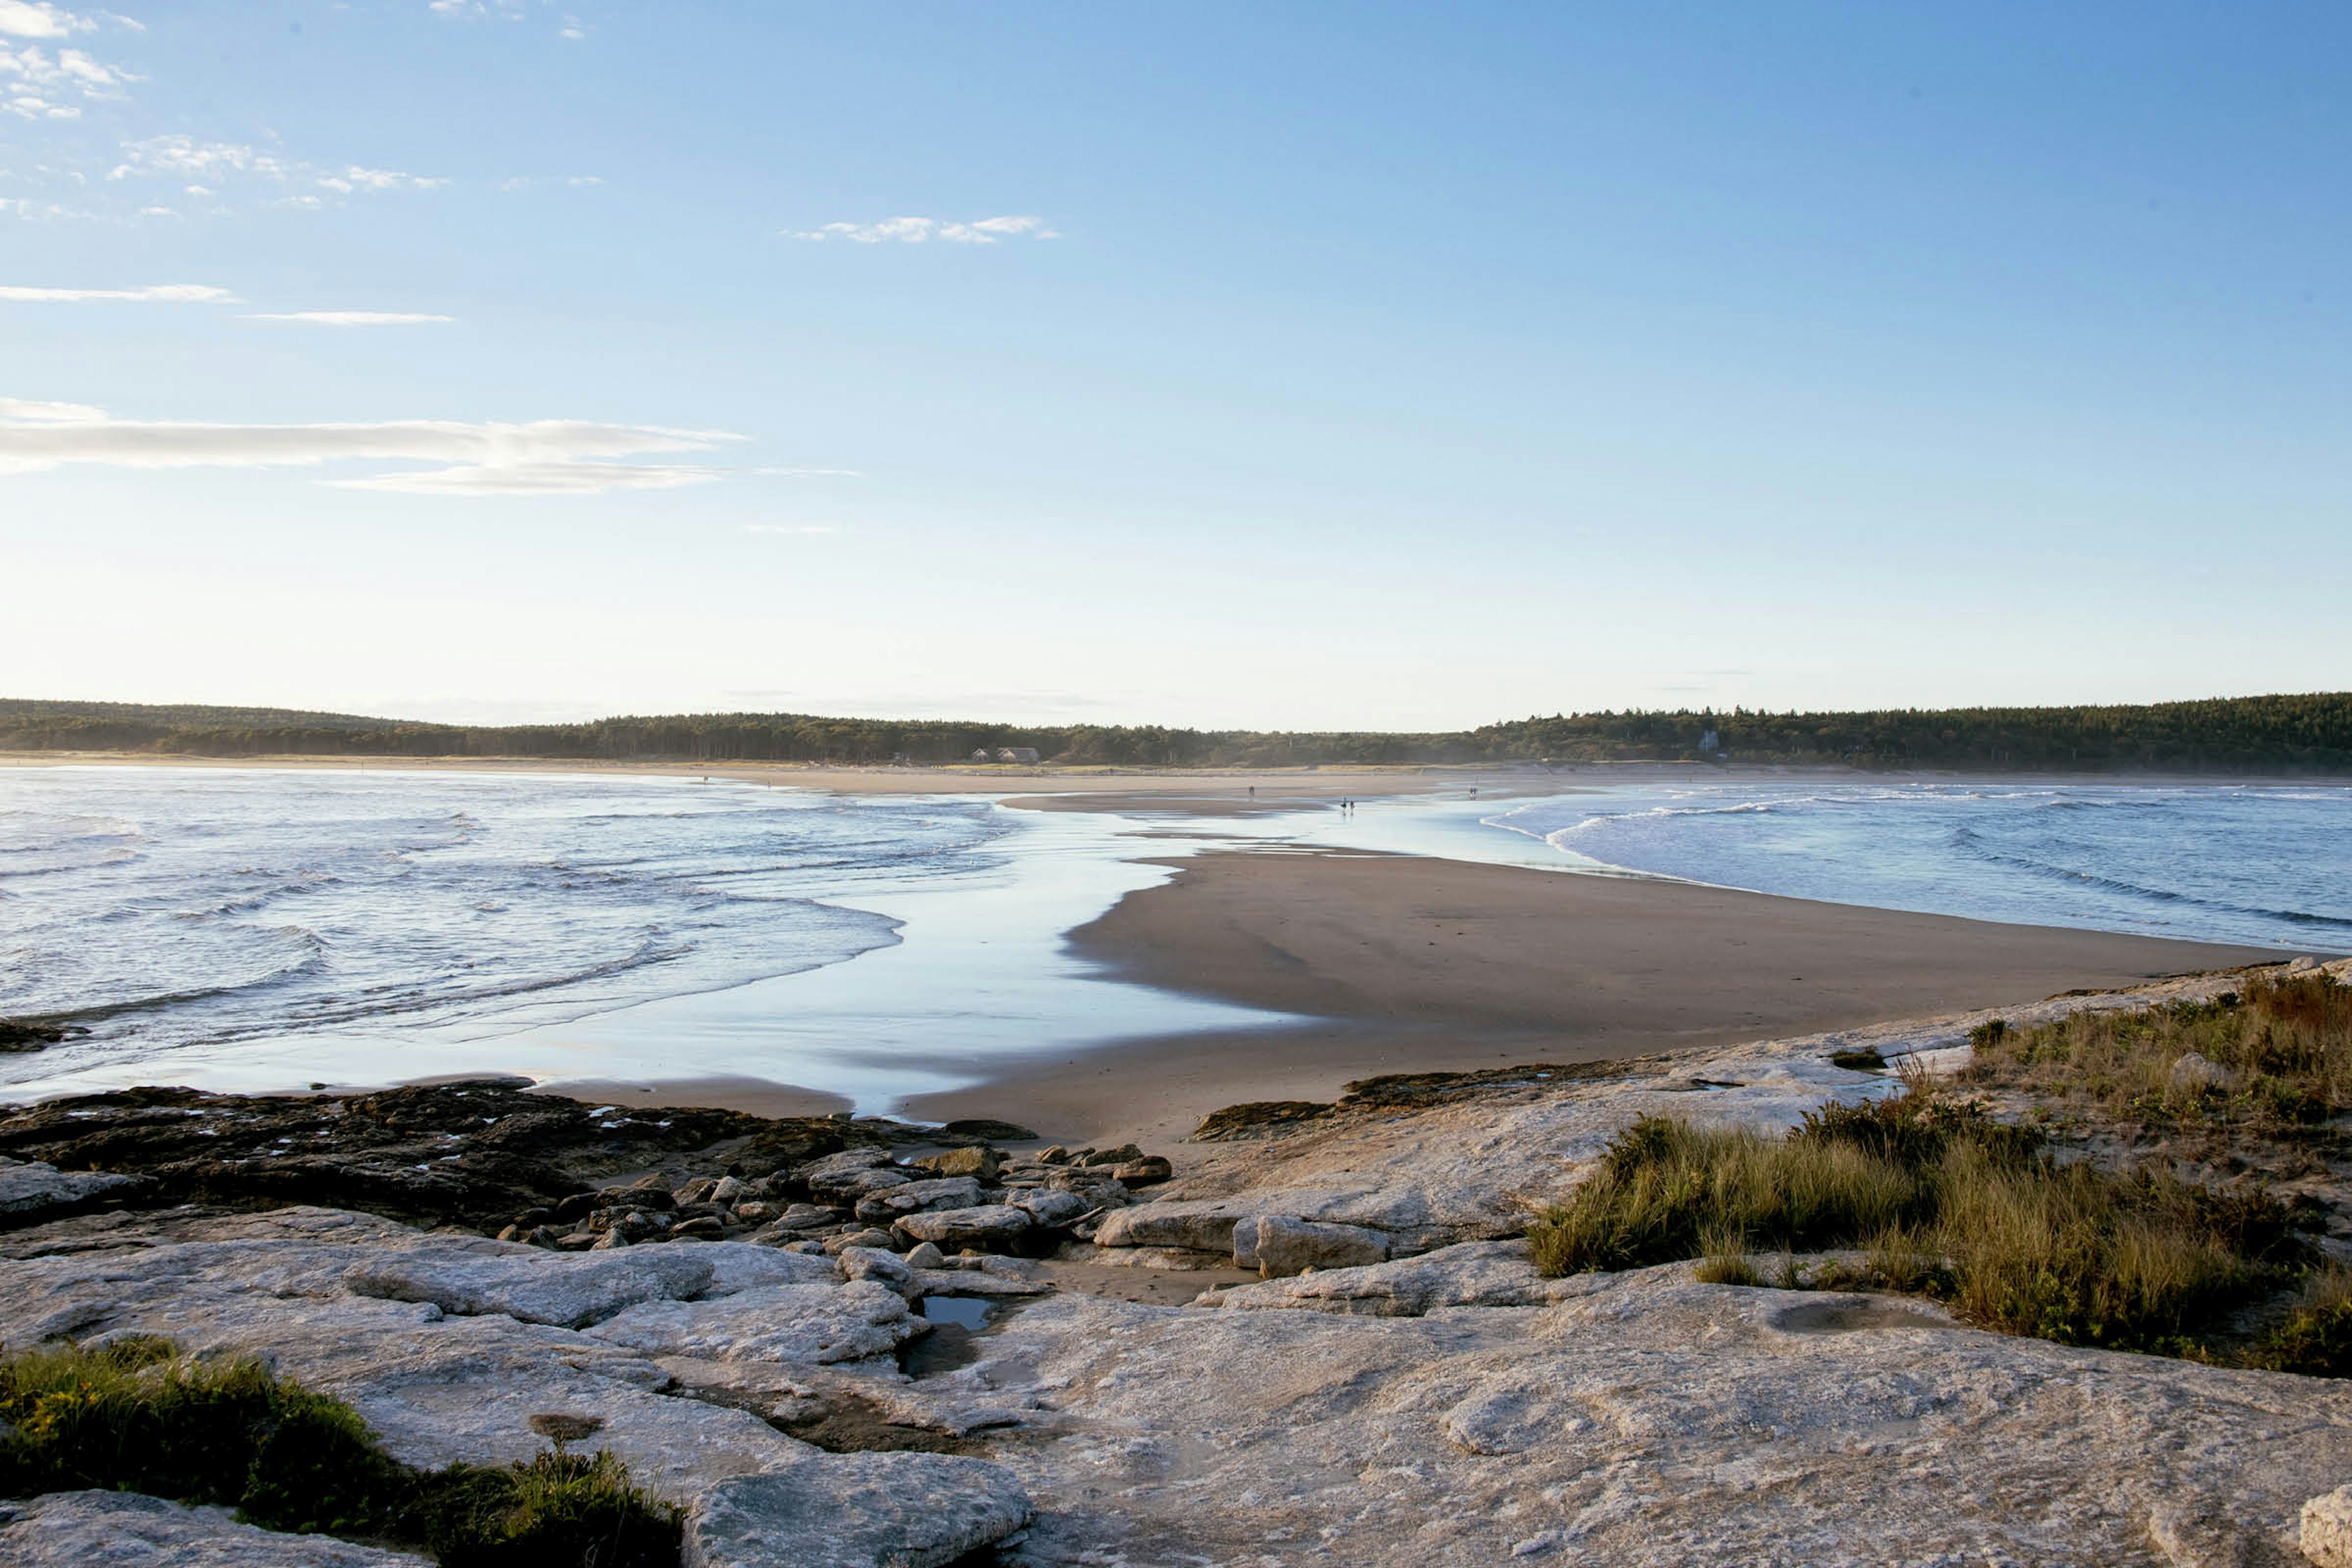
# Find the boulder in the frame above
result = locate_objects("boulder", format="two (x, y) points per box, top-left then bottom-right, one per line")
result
(824, 1227), (897, 1253)
(837, 1245), (914, 1292)
(854, 1176), (984, 1224)
(1248, 1216), (1390, 1278)
(903, 1242), (946, 1268)
(913, 1146), (1001, 1182)
(683, 1452), (1032, 1568)
(342, 1242), (716, 1328)
(1093, 1199), (1251, 1253)
(2305, 1486), (2352, 1568)
(0, 1490), (428, 1566)
(1011, 1188), (1091, 1229)
(1109, 1157), (1174, 1186)
(797, 1148), (894, 1184)
(895, 1205), (1032, 1252)
(2170, 1052), (2236, 1096)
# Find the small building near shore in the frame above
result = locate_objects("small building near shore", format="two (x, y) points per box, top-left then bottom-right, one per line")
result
(997, 747), (1041, 764)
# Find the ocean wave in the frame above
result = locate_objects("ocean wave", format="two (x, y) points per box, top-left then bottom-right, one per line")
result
(1947, 827), (2352, 931)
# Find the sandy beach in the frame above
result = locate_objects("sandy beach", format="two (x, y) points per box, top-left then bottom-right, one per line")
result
(902, 848), (2285, 1147)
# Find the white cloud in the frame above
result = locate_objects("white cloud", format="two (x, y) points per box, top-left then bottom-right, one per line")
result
(0, 2), (91, 41)
(787, 214), (1060, 245)
(0, 397), (750, 496)
(0, 281), (235, 301)
(335, 461), (728, 495)
(240, 311), (454, 326)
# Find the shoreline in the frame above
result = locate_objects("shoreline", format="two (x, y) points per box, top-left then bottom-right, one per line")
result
(6, 748), (2338, 798)
(688, 847), (2291, 1147)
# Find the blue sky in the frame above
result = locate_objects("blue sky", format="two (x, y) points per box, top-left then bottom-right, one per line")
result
(3, 2), (2346, 728)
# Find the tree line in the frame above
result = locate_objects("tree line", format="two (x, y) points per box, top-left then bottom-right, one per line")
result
(2, 693), (2348, 773)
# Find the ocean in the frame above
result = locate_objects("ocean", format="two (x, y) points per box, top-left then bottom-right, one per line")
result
(1, 766), (2343, 1110)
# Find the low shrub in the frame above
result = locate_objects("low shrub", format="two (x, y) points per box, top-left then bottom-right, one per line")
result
(1965, 973), (2352, 1138)
(0, 1340), (679, 1566)
(2256, 1264), (2352, 1378)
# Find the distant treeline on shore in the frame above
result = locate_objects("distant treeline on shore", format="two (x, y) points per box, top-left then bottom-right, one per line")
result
(3, 692), (2349, 774)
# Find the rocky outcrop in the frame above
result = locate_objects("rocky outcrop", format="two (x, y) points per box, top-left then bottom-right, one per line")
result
(1210, 1239), (1594, 1316)
(0, 1081), (1031, 1234)
(683, 1453), (1033, 1568)
(583, 1281), (922, 1371)
(0, 1157), (147, 1226)
(0, 1490), (428, 1566)
(965, 1270), (2352, 1566)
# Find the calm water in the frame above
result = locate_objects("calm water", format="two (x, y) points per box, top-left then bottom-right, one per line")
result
(1, 767), (2341, 1109)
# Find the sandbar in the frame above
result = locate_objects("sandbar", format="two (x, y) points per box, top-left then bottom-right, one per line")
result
(902, 850), (2288, 1146)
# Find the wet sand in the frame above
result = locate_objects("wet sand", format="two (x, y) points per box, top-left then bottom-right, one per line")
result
(897, 850), (2286, 1147)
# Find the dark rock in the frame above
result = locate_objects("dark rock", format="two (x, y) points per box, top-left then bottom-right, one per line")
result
(0, 1020), (70, 1054)
(0, 1081), (943, 1234)
(1080, 1144), (1144, 1168)
(937, 1118), (1038, 1144)
(1191, 1100), (1335, 1141)
(1110, 1157), (1174, 1187)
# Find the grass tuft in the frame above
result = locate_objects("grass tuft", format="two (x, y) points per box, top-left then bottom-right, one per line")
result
(0, 1339), (679, 1565)
(1528, 1082), (2315, 1358)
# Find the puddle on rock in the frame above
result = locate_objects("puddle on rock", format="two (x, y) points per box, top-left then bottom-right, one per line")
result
(918, 1294), (993, 1330)
(903, 1294), (1017, 1379)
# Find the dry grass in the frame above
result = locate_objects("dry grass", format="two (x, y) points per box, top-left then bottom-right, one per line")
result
(1528, 1087), (2315, 1357)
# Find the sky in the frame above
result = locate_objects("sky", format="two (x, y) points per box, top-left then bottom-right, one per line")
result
(2, 2), (2347, 730)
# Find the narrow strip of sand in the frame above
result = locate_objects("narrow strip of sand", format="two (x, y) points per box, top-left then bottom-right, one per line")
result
(903, 850), (2288, 1147)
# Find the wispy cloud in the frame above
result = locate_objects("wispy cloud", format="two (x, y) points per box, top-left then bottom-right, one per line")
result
(0, 282), (235, 301)
(786, 214), (1060, 245)
(0, 396), (751, 495)
(107, 137), (443, 202)
(316, 165), (447, 194)
(742, 522), (839, 535)
(335, 461), (728, 495)
(241, 311), (454, 326)
(496, 173), (602, 192)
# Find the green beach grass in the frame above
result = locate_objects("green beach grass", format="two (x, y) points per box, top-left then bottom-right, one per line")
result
(0, 1336), (680, 1566)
